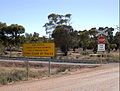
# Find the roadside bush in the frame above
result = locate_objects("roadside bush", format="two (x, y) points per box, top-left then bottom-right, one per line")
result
(28, 71), (39, 78)
(0, 69), (50, 85)
(10, 69), (27, 81)
(0, 67), (74, 85)
(56, 66), (67, 73)
(0, 69), (27, 85)
(0, 69), (10, 85)
(81, 51), (89, 55)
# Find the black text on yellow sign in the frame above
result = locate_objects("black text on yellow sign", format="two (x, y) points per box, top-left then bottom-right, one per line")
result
(23, 43), (55, 57)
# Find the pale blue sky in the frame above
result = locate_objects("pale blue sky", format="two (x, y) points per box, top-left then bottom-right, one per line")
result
(0, 0), (119, 36)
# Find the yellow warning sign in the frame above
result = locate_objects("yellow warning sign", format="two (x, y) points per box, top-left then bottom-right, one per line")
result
(23, 43), (55, 57)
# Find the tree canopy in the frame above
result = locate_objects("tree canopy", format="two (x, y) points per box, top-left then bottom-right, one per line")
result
(0, 13), (120, 56)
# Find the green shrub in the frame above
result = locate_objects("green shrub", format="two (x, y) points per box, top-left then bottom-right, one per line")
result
(56, 67), (67, 73)
(28, 71), (39, 78)
(0, 67), (74, 85)
(0, 75), (8, 85)
(0, 70), (9, 85)
(10, 69), (27, 81)
(81, 51), (89, 55)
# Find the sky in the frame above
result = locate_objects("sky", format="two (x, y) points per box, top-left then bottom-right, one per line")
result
(0, 0), (119, 36)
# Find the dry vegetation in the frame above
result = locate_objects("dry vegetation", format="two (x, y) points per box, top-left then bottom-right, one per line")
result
(0, 59), (100, 85)
(0, 48), (119, 85)
(56, 48), (119, 62)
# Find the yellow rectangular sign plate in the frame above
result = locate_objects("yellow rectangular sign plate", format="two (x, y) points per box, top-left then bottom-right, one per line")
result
(23, 43), (55, 57)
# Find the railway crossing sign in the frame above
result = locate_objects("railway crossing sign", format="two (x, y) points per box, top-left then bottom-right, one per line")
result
(96, 28), (108, 65)
(96, 28), (108, 36)
(96, 28), (107, 52)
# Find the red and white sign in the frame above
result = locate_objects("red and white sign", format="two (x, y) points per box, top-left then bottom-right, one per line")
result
(98, 36), (106, 44)
(98, 44), (105, 51)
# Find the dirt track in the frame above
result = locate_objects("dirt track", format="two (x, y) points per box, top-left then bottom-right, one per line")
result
(0, 63), (119, 91)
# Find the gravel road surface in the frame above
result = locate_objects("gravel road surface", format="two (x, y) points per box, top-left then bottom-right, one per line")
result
(0, 63), (119, 91)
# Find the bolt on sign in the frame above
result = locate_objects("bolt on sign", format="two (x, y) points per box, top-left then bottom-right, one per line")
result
(23, 43), (55, 57)
(98, 44), (105, 52)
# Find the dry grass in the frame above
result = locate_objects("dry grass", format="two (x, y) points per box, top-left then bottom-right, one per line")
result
(2, 48), (119, 62)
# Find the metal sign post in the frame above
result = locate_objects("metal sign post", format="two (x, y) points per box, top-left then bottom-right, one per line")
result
(48, 59), (51, 75)
(26, 60), (29, 80)
(97, 35), (106, 65)
(48, 57), (53, 75)
(96, 29), (107, 65)
(100, 54), (103, 65)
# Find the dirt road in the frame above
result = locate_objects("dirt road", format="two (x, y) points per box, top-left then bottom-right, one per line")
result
(0, 63), (119, 91)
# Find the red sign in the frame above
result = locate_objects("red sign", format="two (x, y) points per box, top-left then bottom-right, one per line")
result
(98, 36), (106, 44)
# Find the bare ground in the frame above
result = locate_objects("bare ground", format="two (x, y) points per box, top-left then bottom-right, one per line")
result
(0, 63), (119, 91)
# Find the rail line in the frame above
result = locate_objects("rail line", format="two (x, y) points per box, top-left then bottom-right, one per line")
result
(0, 56), (114, 64)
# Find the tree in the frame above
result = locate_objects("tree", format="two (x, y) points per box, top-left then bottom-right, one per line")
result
(103, 27), (114, 52)
(7, 24), (25, 37)
(88, 28), (98, 53)
(0, 22), (7, 55)
(52, 25), (73, 56)
(31, 32), (39, 43)
(24, 33), (33, 43)
(70, 31), (79, 52)
(44, 13), (72, 56)
(0, 22), (7, 36)
(43, 13), (71, 34)
(78, 30), (89, 51)
(0, 22), (25, 56)
(114, 32), (120, 51)
(6, 24), (25, 56)
(106, 27), (114, 44)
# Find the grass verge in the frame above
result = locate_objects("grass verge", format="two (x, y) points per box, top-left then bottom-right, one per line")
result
(0, 66), (75, 85)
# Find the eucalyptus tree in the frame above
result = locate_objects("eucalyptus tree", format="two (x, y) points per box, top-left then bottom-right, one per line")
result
(31, 32), (39, 43)
(78, 30), (89, 51)
(70, 31), (79, 52)
(43, 13), (71, 34)
(24, 32), (43, 43)
(0, 22), (8, 43)
(0, 22), (25, 56)
(114, 32), (120, 50)
(105, 27), (114, 44)
(0, 22), (7, 36)
(52, 25), (73, 56)
(24, 33), (33, 43)
(88, 28), (98, 53)
(44, 13), (73, 56)
(0, 22), (7, 54)
(6, 24), (25, 56)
